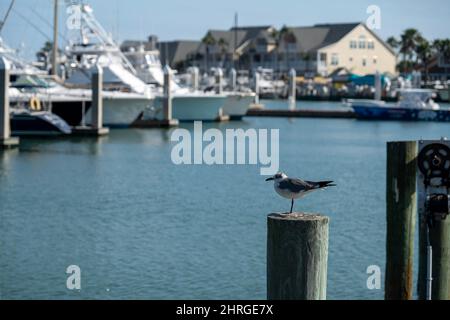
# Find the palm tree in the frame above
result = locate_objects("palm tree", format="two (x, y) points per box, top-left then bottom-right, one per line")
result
(269, 29), (280, 72)
(217, 38), (229, 68)
(278, 25), (295, 73)
(386, 36), (400, 51)
(432, 39), (450, 60)
(399, 29), (422, 73)
(432, 39), (450, 79)
(416, 37), (432, 82)
(202, 31), (216, 72)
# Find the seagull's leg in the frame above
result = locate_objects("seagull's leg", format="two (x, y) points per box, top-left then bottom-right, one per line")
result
(290, 199), (294, 213)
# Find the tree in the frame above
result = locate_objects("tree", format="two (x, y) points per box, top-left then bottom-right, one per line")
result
(269, 29), (280, 72)
(201, 31), (216, 72)
(432, 39), (450, 79)
(386, 36), (400, 51)
(399, 29), (422, 73)
(416, 37), (432, 82)
(432, 39), (450, 60)
(217, 38), (229, 68)
(278, 25), (295, 73)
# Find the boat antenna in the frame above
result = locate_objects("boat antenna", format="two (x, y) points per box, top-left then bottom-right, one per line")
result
(0, 0), (16, 34)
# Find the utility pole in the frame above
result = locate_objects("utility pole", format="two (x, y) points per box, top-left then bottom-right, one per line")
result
(52, 0), (59, 76)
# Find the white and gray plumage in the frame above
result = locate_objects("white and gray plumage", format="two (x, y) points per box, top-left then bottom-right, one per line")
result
(266, 172), (336, 213)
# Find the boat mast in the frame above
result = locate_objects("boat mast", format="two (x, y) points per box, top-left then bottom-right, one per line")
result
(52, 0), (58, 76)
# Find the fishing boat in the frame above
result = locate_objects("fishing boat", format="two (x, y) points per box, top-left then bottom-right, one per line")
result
(348, 89), (450, 122)
(63, 3), (154, 127)
(123, 47), (253, 120)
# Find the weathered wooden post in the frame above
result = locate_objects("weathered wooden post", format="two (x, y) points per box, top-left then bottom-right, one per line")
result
(385, 141), (417, 300)
(163, 65), (173, 121)
(267, 213), (329, 300)
(254, 71), (260, 104)
(0, 57), (19, 149)
(375, 71), (382, 101)
(215, 68), (223, 95)
(229, 68), (237, 92)
(288, 68), (296, 110)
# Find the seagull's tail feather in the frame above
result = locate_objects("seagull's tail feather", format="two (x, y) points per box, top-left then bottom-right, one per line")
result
(315, 181), (336, 189)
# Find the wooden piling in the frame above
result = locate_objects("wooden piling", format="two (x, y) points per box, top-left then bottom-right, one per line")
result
(254, 72), (260, 105)
(375, 71), (382, 100)
(191, 67), (199, 92)
(215, 68), (223, 95)
(267, 213), (329, 300)
(229, 68), (237, 92)
(288, 69), (296, 110)
(0, 57), (19, 149)
(385, 141), (417, 300)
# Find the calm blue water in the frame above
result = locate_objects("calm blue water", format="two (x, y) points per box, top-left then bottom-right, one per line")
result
(0, 101), (449, 300)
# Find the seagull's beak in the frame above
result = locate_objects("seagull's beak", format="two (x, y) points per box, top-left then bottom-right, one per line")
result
(265, 177), (274, 181)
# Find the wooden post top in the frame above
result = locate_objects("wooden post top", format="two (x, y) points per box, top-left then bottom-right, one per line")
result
(268, 213), (329, 222)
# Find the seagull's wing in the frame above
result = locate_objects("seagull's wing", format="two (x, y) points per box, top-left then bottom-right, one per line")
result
(278, 178), (314, 193)
(306, 181), (336, 189)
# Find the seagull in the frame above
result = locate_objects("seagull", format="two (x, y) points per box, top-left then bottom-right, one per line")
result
(266, 172), (336, 213)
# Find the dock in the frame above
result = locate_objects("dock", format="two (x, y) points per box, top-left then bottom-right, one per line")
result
(245, 108), (356, 119)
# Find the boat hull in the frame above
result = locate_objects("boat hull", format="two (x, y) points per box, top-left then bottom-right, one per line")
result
(222, 93), (255, 120)
(11, 111), (72, 136)
(84, 95), (153, 128)
(153, 95), (227, 121)
(352, 104), (450, 122)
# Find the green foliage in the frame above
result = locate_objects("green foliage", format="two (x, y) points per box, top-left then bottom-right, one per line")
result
(388, 29), (450, 74)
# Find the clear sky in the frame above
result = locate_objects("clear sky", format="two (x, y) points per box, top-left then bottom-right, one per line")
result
(1, 0), (449, 60)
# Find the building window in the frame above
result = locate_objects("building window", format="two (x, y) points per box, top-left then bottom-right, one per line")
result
(373, 56), (378, 64)
(350, 40), (357, 49)
(349, 57), (353, 62)
(359, 36), (366, 49)
(362, 58), (367, 67)
(368, 41), (375, 49)
(331, 53), (339, 66)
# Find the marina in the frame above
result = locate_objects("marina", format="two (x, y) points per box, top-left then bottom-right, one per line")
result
(1, 101), (449, 299)
(0, 0), (450, 304)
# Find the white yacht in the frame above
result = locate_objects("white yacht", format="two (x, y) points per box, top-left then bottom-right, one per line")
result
(124, 47), (254, 120)
(63, 3), (154, 127)
(123, 47), (227, 121)
(1, 38), (92, 126)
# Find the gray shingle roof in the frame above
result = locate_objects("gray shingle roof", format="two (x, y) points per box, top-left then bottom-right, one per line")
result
(286, 23), (361, 53)
(158, 40), (200, 65)
(197, 26), (275, 54)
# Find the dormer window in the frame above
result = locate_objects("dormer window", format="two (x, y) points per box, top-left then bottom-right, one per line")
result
(368, 41), (375, 49)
